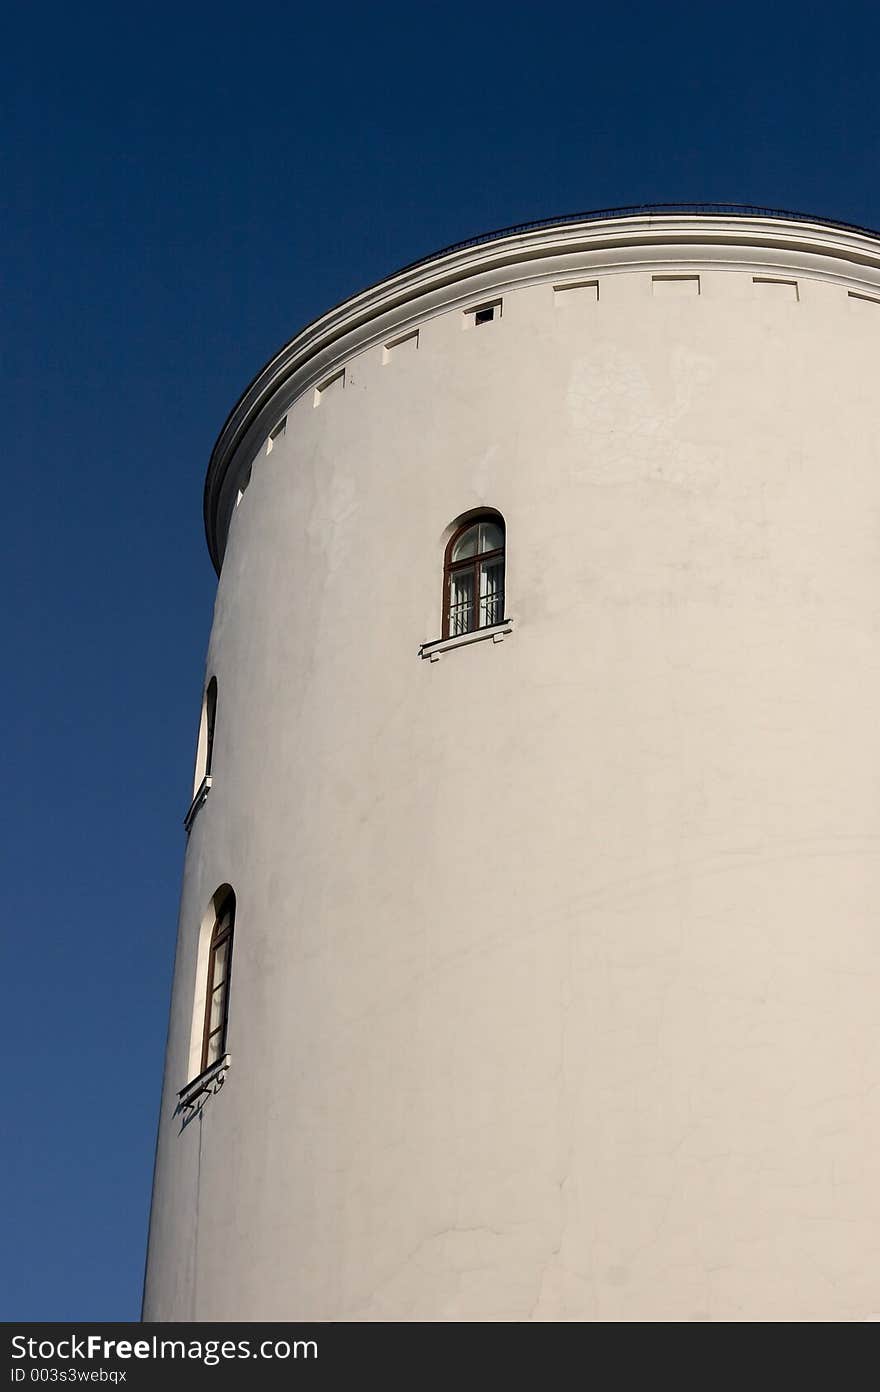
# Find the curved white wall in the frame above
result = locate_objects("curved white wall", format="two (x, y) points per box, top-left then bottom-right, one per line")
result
(145, 214), (880, 1321)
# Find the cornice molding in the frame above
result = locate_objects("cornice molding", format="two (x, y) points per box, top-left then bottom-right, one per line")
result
(204, 209), (880, 573)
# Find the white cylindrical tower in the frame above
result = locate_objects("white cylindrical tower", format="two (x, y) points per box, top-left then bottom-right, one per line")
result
(145, 207), (880, 1322)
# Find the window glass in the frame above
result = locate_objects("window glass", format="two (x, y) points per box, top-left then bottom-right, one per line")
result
(208, 988), (225, 1034)
(448, 570), (475, 635)
(200, 889), (235, 1073)
(451, 525), (479, 561)
(212, 938), (229, 982)
(479, 558), (504, 627)
(452, 521), (503, 561)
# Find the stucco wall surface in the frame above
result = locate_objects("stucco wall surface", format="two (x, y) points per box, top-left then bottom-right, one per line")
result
(145, 217), (880, 1321)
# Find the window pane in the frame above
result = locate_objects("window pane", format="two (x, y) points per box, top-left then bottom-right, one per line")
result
(451, 521), (504, 561)
(205, 1030), (223, 1067)
(451, 524), (479, 561)
(478, 521), (504, 553)
(208, 983), (226, 1035)
(448, 569), (475, 635)
(479, 558), (504, 627)
(212, 938), (229, 983)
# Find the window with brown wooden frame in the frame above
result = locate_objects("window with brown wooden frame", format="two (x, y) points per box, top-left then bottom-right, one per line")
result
(443, 515), (505, 638)
(201, 889), (235, 1071)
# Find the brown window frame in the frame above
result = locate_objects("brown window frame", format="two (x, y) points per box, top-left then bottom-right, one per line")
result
(442, 515), (506, 639)
(201, 890), (235, 1072)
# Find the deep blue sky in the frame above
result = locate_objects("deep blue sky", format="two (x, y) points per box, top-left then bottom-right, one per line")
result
(4, 0), (880, 1320)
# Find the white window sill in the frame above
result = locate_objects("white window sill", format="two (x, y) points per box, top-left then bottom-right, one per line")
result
(419, 619), (513, 661)
(184, 774), (212, 832)
(177, 1054), (230, 1111)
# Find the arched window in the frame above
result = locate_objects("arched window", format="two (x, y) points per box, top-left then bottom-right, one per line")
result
(187, 679), (218, 831)
(443, 514), (505, 638)
(201, 888), (235, 1071)
(204, 677), (217, 778)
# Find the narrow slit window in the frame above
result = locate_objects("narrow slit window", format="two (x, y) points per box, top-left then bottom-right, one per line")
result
(753, 277), (799, 301)
(267, 416), (287, 452)
(314, 369), (345, 405)
(383, 330), (419, 363)
(236, 459), (253, 505)
(554, 280), (599, 304)
(652, 275), (700, 298)
(443, 515), (506, 638)
(464, 300), (502, 329)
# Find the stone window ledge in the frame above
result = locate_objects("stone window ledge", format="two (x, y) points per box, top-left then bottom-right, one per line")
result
(419, 619), (513, 661)
(177, 1054), (230, 1112)
(184, 774), (212, 832)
